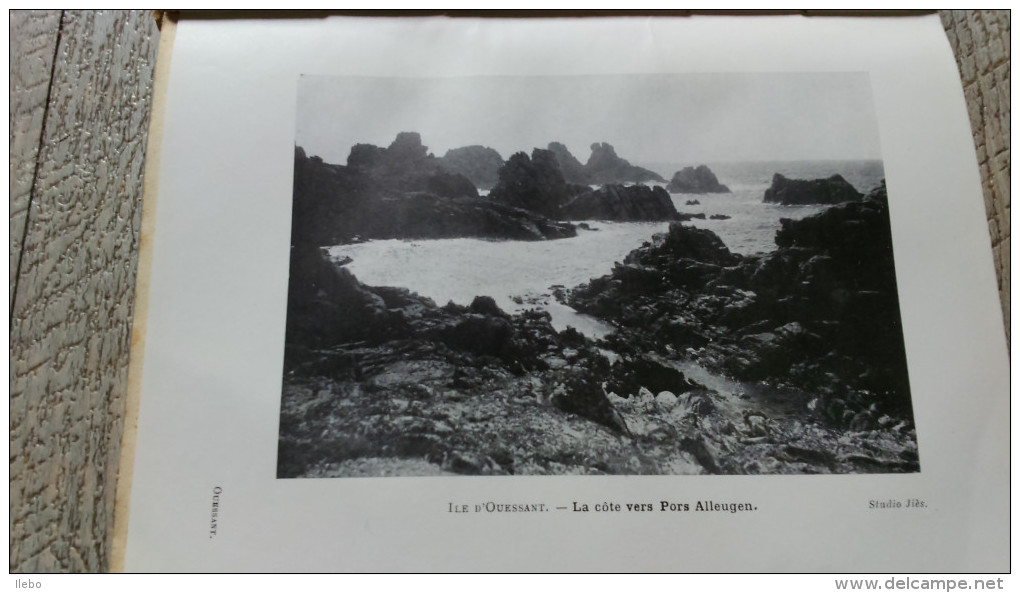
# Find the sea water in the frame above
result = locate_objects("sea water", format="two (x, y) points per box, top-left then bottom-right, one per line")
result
(327, 160), (885, 336)
(328, 222), (660, 337)
(645, 159), (885, 254)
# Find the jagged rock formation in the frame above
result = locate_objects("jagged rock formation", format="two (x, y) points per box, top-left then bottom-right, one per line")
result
(489, 150), (678, 223)
(488, 148), (578, 219)
(585, 142), (666, 185)
(292, 135), (575, 246)
(345, 132), (469, 194)
(548, 141), (666, 186)
(439, 145), (505, 189)
(568, 182), (913, 422)
(547, 141), (593, 185)
(763, 173), (863, 205)
(666, 165), (730, 194)
(560, 184), (680, 221)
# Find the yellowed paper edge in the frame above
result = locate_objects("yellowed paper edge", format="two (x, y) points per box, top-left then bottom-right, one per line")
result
(109, 16), (178, 573)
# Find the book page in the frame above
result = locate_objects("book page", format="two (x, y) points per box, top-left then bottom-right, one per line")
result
(118, 14), (1009, 572)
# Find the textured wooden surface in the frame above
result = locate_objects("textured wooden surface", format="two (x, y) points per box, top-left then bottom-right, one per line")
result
(9, 10), (160, 573)
(7, 10), (1010, 573)
(9, 11), (61, 310)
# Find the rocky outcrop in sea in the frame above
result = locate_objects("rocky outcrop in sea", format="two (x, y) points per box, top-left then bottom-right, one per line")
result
(292, 130), (682, 257)
(585, 142), (666, 185)
(292, 134), (576, 246)
(546, 141), (593, 185)
(666, 165), (731, 194)
(488, 148), (580, 219)
(439, 145), (505, 190)
(489, 149), (679, 223)
(547, 141), (665, 186)
(763, 173), (863, 205)
(560, 184), (680, 221)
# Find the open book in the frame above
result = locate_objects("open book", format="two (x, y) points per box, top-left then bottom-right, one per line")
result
(112, 13), (1009, 572)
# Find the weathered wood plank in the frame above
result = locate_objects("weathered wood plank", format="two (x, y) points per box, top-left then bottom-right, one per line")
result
(9, 10), (62, 310)
(940, 10), (1011, 342)
(9, 10), (159, 573)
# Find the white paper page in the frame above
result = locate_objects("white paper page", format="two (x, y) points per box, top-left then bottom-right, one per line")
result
(122, 15), (1009, 572)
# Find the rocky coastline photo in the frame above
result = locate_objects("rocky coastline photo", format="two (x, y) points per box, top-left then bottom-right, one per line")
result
(277, 74), (918, 478)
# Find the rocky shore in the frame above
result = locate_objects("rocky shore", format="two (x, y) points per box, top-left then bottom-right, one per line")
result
(280, 248), (672, 477)
(283, 132), (915, 477)
(566, 181), (913, 424)
(281, 179), (917, 477)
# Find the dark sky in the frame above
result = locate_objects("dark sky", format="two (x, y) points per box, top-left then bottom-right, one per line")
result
(295, 72), (883, 167)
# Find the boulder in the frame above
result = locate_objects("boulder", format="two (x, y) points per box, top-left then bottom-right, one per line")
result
(552, 374), (629, 434)
(439, 145), (505, 189)
(666, 165), (730, 193)
(434, 314), (515, 358)
(677, 212), (707, 221)
(387, 131), (429, 162)
(658, 223), (742, 266)
(763, 173), (863, 205)
(469, 295), (509, 318)
(283, 246), (406, 351)
(606, 355), (701, 398)
(725, 322), (824, 380)
(560, 184), (680, 221)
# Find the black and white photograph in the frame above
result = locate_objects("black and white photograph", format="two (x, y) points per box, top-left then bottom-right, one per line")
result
(277, 73), (919, 478)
